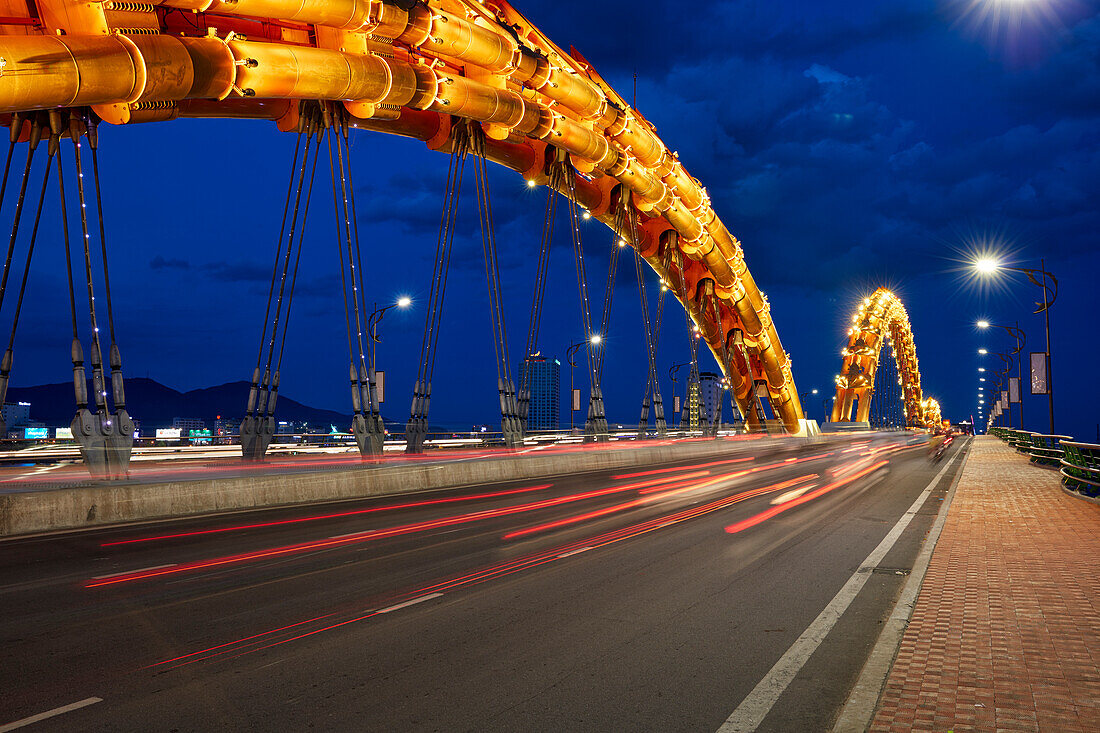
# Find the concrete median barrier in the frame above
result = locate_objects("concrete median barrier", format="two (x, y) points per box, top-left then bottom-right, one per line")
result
(0, 437), (817, 538)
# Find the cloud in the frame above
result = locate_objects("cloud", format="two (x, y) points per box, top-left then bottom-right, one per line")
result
(150, 255), (190, 270)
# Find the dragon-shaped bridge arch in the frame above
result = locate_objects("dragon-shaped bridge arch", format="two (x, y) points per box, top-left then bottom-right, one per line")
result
(831, 287), (935, 428)
(0, 0), (808, 431)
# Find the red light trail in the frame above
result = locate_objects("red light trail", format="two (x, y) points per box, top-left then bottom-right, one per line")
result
(101, 483), (556, 547)
(87, 471), (713, 587)
(148, 473), (820, 669)
(725, 460), (888, 535)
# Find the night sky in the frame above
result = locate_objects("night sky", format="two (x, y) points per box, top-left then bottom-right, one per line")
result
(6, 0), (1099, 439)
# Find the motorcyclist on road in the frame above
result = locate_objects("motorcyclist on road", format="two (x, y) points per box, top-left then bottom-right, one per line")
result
(928, 418), (954, 458)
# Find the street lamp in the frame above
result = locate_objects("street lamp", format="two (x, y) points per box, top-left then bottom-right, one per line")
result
(566, 341), (586, 432)
(367, 297), (411, 370)
(977, 319), (1026, 429)
(973, 257), (1057, 432)
(978, 348), (988, 355)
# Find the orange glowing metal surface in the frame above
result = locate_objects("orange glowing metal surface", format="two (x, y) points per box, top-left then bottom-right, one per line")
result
(0, 0), (808, 432)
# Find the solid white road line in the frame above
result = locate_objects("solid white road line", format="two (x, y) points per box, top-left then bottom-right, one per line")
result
(0, 697), (103, 732)
(377, 592), (444, 614)
(716, 450), (962, 733)
(91, 563), (176, 580)
(557, 546), (593, 558)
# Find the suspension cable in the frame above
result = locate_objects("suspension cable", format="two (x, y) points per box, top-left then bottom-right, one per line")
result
(253, 126), (304, 373)
(329, 117), (362, 416)
(55, 121), (78, 343)
(0, 113), (21, 208)
(257, 119), (314, 398)
(471, 128), (513, 394)
(274, 123), (321, 377)
(417, 124), (468, 401)
(631, 203), (661, 418)
(519, 185), (556, 402)
(341, 118), (371, 370)
(0, 132), (36, 312)
(4, 133), (53, 355)
(69, 118), (109, 413)
(333, 110), (368, 371)
(562, 164), (597, 386)
(593, 198), (624, 379)
(84, 115), (117, 346)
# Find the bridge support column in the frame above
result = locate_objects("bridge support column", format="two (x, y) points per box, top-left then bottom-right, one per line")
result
(585, 386), (609, 441)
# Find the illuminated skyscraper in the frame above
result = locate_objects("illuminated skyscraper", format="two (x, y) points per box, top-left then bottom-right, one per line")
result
(518, 356), (560, 431)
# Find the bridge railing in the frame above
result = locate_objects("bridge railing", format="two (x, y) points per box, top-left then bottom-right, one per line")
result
(1060, 442), (1100, 499)
(1026, 434), (1076, 467)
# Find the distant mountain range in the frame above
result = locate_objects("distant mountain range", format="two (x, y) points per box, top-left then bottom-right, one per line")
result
(7, 378), (352, 429)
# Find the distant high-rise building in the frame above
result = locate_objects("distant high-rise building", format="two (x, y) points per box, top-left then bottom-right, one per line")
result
(517, 356), (560, 431)
(699, 372), (723, 425)
(2, 401), (31, 428)
(172, 417), (205, 432)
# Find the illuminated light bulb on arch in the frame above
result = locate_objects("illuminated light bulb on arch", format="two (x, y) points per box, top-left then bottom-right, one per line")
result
(582, 212), (591, 220)
(526, 180), (536, 188)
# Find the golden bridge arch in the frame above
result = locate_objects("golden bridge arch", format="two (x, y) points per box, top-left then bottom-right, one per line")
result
(831, 287), (934, 427)
(0, 0), (808, 432)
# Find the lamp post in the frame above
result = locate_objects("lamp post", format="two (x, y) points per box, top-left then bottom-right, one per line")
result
(566, 341), (585, 432)
(974, 258), (1057, 432)
(367, 296), (411, 371)
(995, 351), (1013, 428)
(800, 388), (819, 422)
(977, 320), (1026, 430)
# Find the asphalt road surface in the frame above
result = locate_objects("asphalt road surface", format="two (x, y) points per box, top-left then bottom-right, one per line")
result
(0, 433), (967, 732)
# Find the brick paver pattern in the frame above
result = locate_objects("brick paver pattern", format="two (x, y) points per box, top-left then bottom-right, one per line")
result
(870, 436), (1100, 733)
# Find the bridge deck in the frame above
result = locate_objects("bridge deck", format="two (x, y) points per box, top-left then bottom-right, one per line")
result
(871, 436), (1100, 732)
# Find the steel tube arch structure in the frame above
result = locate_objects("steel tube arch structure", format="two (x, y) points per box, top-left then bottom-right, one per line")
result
(831, 287), (936, 428)
(0, 0), (806, 432)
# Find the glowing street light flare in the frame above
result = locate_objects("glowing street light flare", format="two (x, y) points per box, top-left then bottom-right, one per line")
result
(974, 258), (1000, 274)
(978, 348), (988, 355)
(589, 334), (602, 345)
(396, 296), (412, 308)
(976, 320), (990, 329)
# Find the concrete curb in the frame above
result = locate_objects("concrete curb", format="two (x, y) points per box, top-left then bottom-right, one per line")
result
(0, 437), (810, 538)
(831, 437), (972, 733)
(1060, 484), (1100, 506)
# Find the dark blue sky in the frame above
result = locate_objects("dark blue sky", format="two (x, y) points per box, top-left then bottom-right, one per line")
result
(7, 0), (1099, 438)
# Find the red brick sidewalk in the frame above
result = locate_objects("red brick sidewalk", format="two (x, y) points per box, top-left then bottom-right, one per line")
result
(870, 436), (1100, 733)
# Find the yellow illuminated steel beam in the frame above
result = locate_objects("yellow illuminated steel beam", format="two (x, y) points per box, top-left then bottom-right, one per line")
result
(0, 0), (807, 431)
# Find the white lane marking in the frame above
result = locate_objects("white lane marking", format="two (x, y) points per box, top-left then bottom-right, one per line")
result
(557, 546), (593, 559)
(328, 530), (373, 539)
(717, 450), (962, 733)
(377, 592), (444, 614)
(91, 563), (176, 580)
(0, 697), (103, 732)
